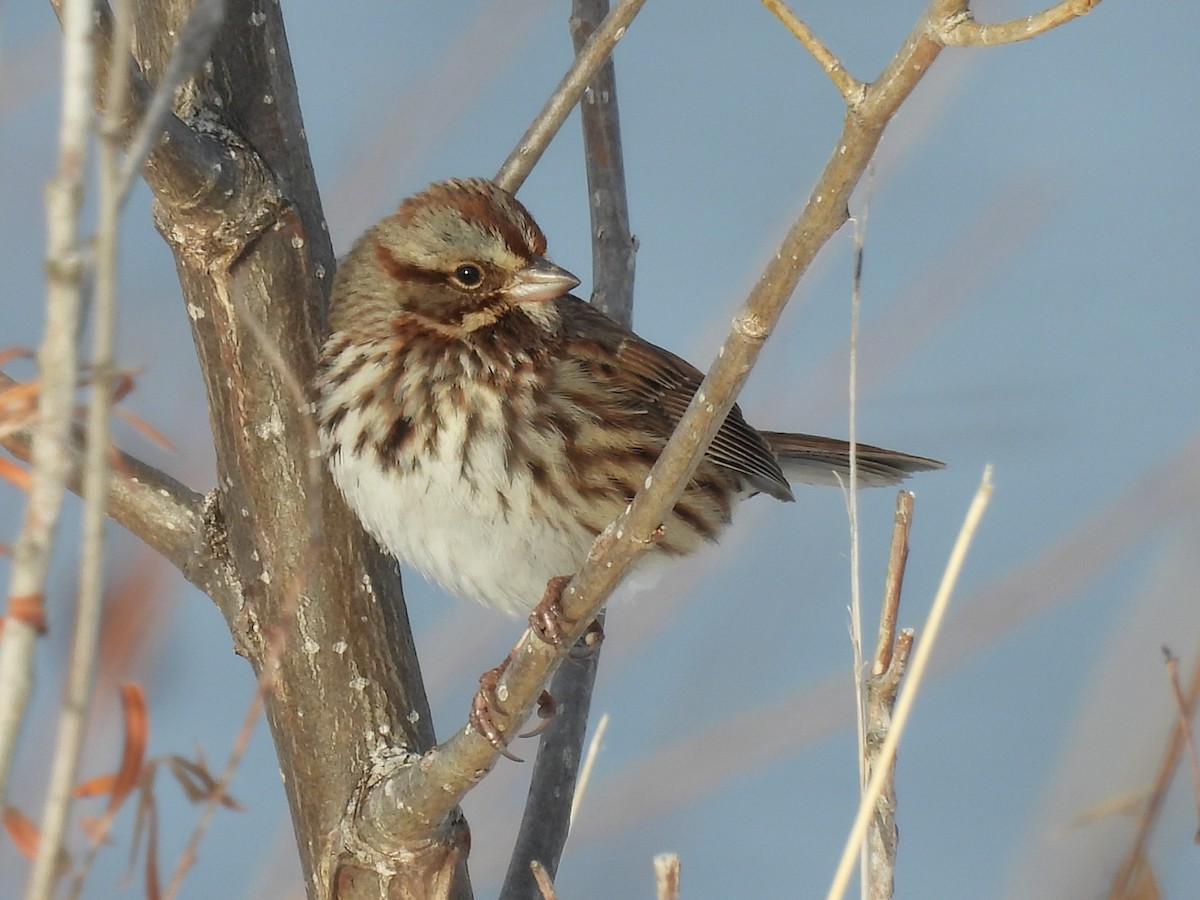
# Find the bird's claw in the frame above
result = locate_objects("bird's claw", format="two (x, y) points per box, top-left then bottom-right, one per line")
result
(519, 691), (557, 738)
(530, 575), (575, 648)
(469, 658), (524, 762)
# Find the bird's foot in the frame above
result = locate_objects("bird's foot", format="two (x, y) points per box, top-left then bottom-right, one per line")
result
(469, 653), (523, 762)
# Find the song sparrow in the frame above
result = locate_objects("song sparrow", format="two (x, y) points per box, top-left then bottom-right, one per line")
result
(315, 178), (941, 618)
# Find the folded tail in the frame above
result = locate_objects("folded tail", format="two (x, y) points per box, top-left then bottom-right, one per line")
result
(759, 431), (944, 490)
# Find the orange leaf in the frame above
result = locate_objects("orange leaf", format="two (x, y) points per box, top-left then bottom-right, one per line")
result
(0, 379), (39, 425)
(0, 347), (32, 369)
(0, 457), (31, 492)
(74, 773), (119, 798)
(110, 370), (136, 403)
(3, 806), (39, 860)
(113, 407), (177, 454)
(7, 593), (46, 635)
(108, 683), (149, 812)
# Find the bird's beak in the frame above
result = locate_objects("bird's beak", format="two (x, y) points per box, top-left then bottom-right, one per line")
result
(505, 256), (580, 303)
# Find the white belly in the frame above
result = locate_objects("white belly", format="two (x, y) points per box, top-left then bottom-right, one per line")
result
(326, 400), (596, 617)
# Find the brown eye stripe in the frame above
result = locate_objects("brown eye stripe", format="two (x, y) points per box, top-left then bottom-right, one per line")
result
(373, 240), (444, 286)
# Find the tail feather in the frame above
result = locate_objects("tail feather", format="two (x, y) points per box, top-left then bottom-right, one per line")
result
(759, 431), (944, 489)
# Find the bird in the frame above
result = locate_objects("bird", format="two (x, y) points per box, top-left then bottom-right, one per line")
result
(314, 177), (942, 620)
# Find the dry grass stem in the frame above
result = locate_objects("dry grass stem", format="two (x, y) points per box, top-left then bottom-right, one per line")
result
(844, 204), (869, 897)
(0, 0), (92, 877)
(828, 467), (994, 900)
(570, 712), (610, 829)
(29, 0), (130, 891)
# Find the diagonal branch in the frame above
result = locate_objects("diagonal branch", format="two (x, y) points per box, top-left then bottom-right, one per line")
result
(761, 1), (863, 101)
(494, 0), (646, 193)
(353, 0), (1082, 856)
(500, 1), (636, 895)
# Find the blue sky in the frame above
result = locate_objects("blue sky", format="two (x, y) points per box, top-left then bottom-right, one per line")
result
(2, 2), (1199, 898)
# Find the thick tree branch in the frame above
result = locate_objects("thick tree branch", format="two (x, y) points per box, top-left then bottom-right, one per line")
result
(47, 0), (246, 226)
(35, 1), (450, 895)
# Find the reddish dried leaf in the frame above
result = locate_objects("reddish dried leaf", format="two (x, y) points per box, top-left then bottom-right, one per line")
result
(7, 592), (47, 634)
(78, 814), (115, 845)
(74, 773), (119, 798)
(0, 347), (33, 368)
(110, 371), (136, 403)
(0, 457), (31, 491)
(4, 806), (39, 860)
(113, 407), (177, 453)
(109, 683), (149, 812)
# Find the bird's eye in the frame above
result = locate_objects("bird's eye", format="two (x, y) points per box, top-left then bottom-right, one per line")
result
(452, 263), (483, 289)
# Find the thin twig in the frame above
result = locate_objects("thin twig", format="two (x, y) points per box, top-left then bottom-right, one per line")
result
(0, 0), (92, 841)
(761, 0), (863, 101)
(494, 0), (646, 193)
(1163, 650), (1200, 837)
(654, 853), (681, 900)
(29, 0), (130, 892)
(864, 491), (915, 900)
(530, 860), (558, 900)
(874, 494), (914, 678)
(1108, 646), (1200, 897)
(828, 467), (994, 900)
(937, 0), (1102, 46)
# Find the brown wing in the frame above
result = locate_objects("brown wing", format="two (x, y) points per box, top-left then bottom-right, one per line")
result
(559, 298), (794, 501)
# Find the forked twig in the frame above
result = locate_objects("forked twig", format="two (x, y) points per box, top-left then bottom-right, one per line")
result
(1108, 647), (1200, 898)
(828, 468), (993, 900)
(864, 491), (916, 900)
